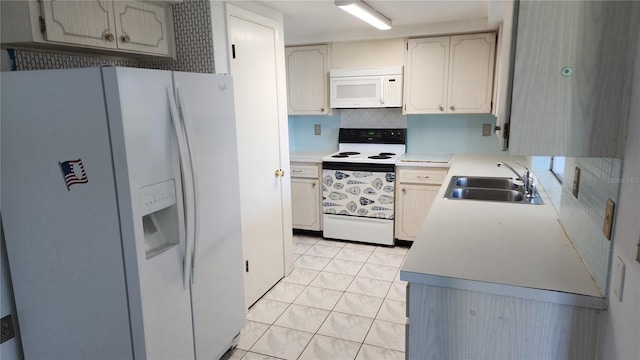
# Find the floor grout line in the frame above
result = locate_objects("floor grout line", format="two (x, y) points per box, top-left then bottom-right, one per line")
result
(236, 234), (410, 359)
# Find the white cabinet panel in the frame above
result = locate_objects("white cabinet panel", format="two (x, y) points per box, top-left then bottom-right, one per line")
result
(291, 178), (321, 231)
(113, 1), (169, 55)
(395, 167), (448, 241)
(291, 163), (321, 231)
(448, 33), (496, 113)
(404, 33), (496, 115)
(285, 45), (329, 115)
(404, 37), (449, 114)
(1, 0), (173, 57)
(41, 0), (118, 49)
(395, 184), (439, 241)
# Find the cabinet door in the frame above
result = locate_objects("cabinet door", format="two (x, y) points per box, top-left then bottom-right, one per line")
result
(113, 1), (169, 55)
(448, 33), (496, 114)
(509, 1), (640, 157)
(395, 184), (438, 241)
(291, 178), (321, 231)
(286, 45), (329, 115)
(404, 37), (450, 114)
(40, 0), (118, 49)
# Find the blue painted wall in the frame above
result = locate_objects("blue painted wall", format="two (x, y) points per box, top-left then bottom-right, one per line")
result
(406, 114), (503, 154)
(289, 112), (503, 155)
(288, 115), (341, 152)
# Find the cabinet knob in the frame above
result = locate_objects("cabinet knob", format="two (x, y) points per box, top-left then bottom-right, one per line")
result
(402, 188), (406, 193)
(104, 33), (115, 42)
(438, 105), (445, 112)
(312, 182), (316, 188)
(121, 35), (131, 43)
(450, 105), (456, 111)
(321, 108), (325, 112)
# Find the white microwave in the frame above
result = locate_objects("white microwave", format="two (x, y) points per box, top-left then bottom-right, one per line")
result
(330, 66), (403, 108)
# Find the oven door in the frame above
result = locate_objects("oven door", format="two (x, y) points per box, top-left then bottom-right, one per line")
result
(322, 162), (396, 219)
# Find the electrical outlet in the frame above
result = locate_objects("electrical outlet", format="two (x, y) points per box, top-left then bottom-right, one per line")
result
(603, 199), (615, 240)
(572, 167), (581, 198)
(482, 124), (492, 136)
(0, 315), (15, 344)
(612, 256), (625, 302)
(314, 124), (321, 136)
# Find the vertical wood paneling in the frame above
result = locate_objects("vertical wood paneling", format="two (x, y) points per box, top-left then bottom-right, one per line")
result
(407, 283), (602, 360)
(509, 1), (640, 157)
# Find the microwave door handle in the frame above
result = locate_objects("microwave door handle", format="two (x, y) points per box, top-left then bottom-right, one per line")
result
(380, 78), (385, 105)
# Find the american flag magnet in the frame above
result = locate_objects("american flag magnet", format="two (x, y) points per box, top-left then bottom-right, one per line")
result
(58, 159), (88, 191)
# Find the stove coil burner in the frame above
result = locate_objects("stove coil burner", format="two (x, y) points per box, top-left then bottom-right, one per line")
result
(332, 151), (360, 158)
(379, 152), (396, 156)
(368, 155), (392, 159)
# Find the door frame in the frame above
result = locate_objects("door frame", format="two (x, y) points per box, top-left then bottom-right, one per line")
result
(224, 3), (294, 293)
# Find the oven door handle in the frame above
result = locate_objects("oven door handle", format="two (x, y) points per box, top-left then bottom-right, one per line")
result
(322, 161), (395, 173)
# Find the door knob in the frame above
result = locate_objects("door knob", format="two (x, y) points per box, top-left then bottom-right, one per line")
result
(274, 169), (285, 177)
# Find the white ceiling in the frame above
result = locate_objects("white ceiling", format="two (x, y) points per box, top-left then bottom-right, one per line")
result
(255, 0), (498, 45)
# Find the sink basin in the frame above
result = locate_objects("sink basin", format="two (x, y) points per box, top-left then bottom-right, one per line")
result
(444, 175), (544, 205)
(454, 176), (520, 190)
(450, 188), (524, 202)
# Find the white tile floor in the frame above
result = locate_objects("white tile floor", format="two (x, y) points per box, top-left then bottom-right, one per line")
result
(223, 233), (410, 360)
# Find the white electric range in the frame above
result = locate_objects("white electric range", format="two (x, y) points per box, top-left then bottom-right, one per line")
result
(322, 128), (406, 245)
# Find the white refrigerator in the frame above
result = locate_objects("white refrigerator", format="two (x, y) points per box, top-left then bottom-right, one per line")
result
(1, 66), (245, 359)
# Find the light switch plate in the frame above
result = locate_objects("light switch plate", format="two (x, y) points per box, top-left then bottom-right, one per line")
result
(572, 167), (581, 198)
(612, 256), (625, 302)
(603, 199), (615, 240)
(314, 124), (321, 136)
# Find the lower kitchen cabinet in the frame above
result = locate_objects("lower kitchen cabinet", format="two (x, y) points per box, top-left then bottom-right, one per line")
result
(395, 167), (448, 241)
(291, 162), (322, 231)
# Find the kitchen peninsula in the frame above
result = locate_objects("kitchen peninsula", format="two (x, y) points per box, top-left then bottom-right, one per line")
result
(400, 155), (604, 359)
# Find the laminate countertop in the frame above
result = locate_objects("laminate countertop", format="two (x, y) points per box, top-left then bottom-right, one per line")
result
(289, 151), (332, 164)
(399, 154), (605, 309)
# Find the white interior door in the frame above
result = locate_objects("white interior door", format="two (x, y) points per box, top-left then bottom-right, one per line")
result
(228, 11), (286, 307)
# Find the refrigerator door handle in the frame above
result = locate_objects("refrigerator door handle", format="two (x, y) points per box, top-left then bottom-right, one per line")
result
(176, 88), (200, 284)
(167, 87), (195, 289)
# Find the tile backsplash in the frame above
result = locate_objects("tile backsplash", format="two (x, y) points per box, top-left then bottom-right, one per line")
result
(559, 157), (622, 292)
(340, 108), (407, 128)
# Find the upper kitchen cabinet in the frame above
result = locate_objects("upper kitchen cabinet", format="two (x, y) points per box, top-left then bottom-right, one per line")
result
(508, 0), (640, 158)
(285, 45), (330, 115)
(1, 0), (174, 57)
(404, 33), (496, 115)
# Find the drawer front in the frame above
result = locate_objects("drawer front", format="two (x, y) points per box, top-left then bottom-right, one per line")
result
(290, 164), (319, 178)
(398, 169), (447, 185)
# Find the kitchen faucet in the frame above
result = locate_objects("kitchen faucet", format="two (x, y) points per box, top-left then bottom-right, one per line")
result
(497, 161), (535, 197)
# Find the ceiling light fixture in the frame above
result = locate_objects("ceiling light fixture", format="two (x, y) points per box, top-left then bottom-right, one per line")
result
(335, 0), (392, 30)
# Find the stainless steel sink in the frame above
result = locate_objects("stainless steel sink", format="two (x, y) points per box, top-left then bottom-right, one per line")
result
(454, 176), (520, 190)
(450, 188), (524, 202)
(444, 176), (544, 205)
